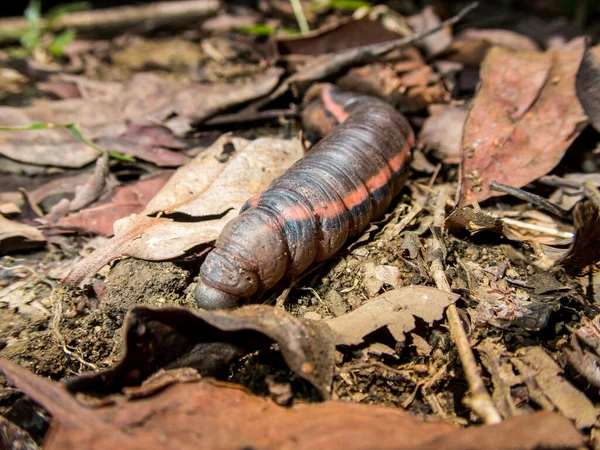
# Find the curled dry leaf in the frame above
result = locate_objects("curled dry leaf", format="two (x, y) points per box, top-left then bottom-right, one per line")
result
(460, 38), (588, 205)
(327, 286), (458, 346)
(557, 199), (600, 270)
(52, 171), (173, 236)
(0, 214), (45, 254)
(0, 69), (283, 168)
(62, 304), (335, 399)
(63, 136), (303, 287)
(0, 359), (585, 450)
(575, 44), (600, 132)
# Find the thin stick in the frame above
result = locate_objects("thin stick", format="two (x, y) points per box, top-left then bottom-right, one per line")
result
(489, 180), (568, 218)
(0, 0), (220, 43)
(289, 0), (310, 34)
(429, 188), (502, 425)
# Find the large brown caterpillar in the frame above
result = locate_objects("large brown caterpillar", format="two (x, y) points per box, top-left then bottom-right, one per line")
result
(195, 85), (414, 309)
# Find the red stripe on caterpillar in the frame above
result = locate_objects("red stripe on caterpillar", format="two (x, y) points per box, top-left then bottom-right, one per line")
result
(195, 85), (414, 309)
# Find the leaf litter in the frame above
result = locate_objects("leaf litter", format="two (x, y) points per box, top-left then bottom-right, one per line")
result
(1, 1), (600, 449)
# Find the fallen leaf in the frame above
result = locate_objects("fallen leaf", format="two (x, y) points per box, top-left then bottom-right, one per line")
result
(62, 304), (335, 399)
(0, 214), (45, 254)
(576, 44), (600, 132)
(419, 103), (468, 164)
(327, 286), (458, 346)
(0, 68), (283, 168)
(275, 16), (402, 58)
(557, 199), (600, 270)
(0, 359), (585, 449)
(441, 28), (540, 67)
(53, 171), (173, 236)
(445, 206), (506, 235)
(514, 346), (598, 429)
(564, 315), (600, 390)
(460, 38), (588, 205)
(62, 136), (303, 287)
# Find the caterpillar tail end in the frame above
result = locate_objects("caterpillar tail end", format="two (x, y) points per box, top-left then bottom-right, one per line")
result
(194, 279), (240, 310)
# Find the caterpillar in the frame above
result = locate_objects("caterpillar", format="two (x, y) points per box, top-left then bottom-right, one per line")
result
(195, 85), (414, 309)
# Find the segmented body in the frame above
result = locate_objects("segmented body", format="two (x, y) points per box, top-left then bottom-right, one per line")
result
(195, 85), (414, 309)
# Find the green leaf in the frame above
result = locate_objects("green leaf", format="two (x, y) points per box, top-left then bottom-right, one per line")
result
(20, 27), (41, 51)
(310, 0), (372, 12)
(24, 0), (42, 28)
(49, 28), (76, 56)
(236, 24), (277, 36)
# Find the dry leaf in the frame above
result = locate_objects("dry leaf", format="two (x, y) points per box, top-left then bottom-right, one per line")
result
(576, 44), (600, 132)
(327, 286), (458, 346)
(442, 28), (540, 67)
(0, 214), (45, 254)
(63, 136), (303, 287)
(63, 304), (335, 399)
(514, 346), (598, 428)
(53, 171), (173, 236)
(0, 69), (283, 168)
(0, 360), (585, 450)
(460, 38), (588, 205)
(419, 103), (468, 164)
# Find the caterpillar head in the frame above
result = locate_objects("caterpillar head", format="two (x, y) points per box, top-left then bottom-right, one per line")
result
(195, 248), (259, 309)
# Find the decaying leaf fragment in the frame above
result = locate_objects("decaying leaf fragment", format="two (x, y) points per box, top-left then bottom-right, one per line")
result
(63, 136), (303, 287)
(0, 359), (585, 450)
(63, 304), (335, 399)
(327, 286), (458, 346)
(460, 38), (588, 205)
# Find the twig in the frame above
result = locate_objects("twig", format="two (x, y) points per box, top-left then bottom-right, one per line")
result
(0, 0), (220, 43)
(538, 175), (585, 191)
(489, 180), (568, 218)
(289, 0), (310, 34)
(500, 217), (573, 239)
(429, 188), (502, 425)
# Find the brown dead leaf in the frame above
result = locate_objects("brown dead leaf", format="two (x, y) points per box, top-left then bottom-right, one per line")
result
(557, 199), (600, 270)
(0, 359), (585, 450)
(0, 214), (45, 254)
(53, 171), (173, 236)
(276, 16), (402, 58)
(460, 38), (588, 205)
(514, 346), (598, 429)
(327, 286), (458, 346)
(445, 206), (506, 235)
(63, 136), (303, 287)
(576, 44), (600, 133)
(0, 69), (283, 168)
(63, 304), (335, 399)
(442, 28), (540, 67)
(419, 103), (468, 164)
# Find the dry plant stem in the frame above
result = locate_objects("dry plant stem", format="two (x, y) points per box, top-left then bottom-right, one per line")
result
(500, 217), (573, 239)
(429, 189), (502, 425)
(0, 0), (220, 43)
(489, 180), (568, 218)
